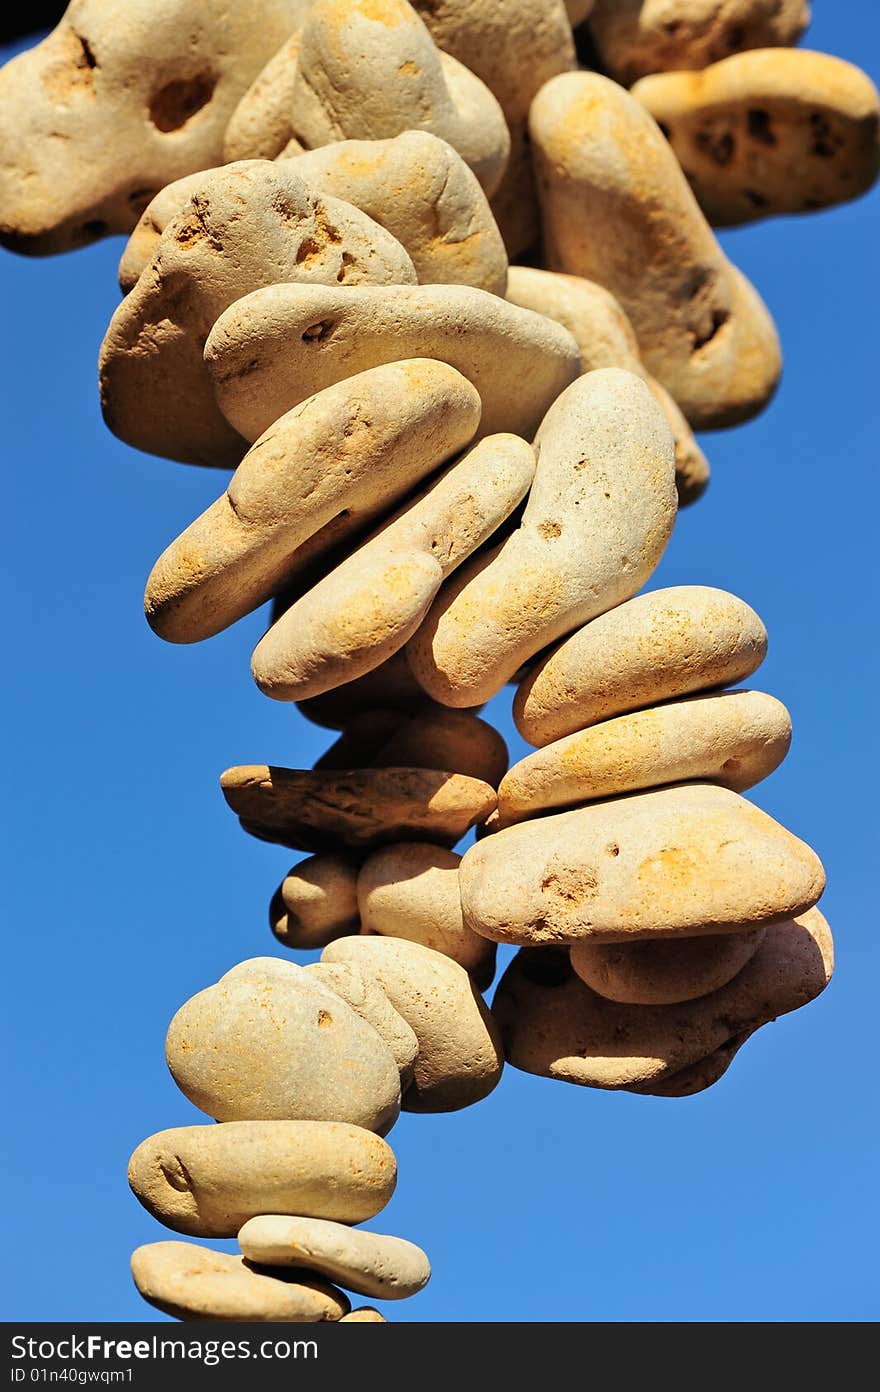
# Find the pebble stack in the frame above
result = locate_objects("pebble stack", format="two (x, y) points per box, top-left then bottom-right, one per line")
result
(1, 0), (873, 1322)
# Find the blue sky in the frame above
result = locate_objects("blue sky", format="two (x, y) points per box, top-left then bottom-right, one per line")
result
(1, 6), (877, 1323)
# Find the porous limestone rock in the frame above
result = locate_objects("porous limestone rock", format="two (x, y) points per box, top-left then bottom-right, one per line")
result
(322, 936), (504, 1111)
(459, 782), (825, 945)
(127, 1120), (396, 1237)
(633, 49), (880, 224)
(407, 368), (677, 706)
(239, 1215), (430, 1300)
(515, 585), (768, 746)
(529, 72), (782, 427)
(131, 1240), (349, 1322)
(165, 958), (402, 1132)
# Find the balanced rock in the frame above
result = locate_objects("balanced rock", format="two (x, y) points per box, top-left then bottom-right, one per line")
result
(587, 0), (810, 87)
(407, 368), (677, 706)
(165, 958), (401, 1132)
(221, 765), (497, 851)
(529, 71), (781, 427)
(145, 361), (480, 644)
(515, 585), (768, 746)
(322, 936), (504, 1111)
(317, 709), (508, 789)
(358, 842), (497, 986)
(239, 1215), (431, 1301)
(498, 689), (791, 822)
(570, 927), (767, 1005)
(634, 49), (880, 225)
(271, 852), (362, 950)
(207, 283), (579, 445)
(128, 1120), (397, 1237)
(305, 961), (420, 1081)
(131, 1241), (349, 1322)
(460, 782), (825, 945)
(492, 907), (833, 1089)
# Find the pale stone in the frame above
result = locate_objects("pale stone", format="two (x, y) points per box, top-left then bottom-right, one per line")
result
(145, 361), (480, 644)
(305, 961), (419, 1081)
(99, 161), (416, 466)
(633, 49), (880, 225)
(322, 936), (504, 1111)
(587, 1), (810, 87)
(498, 690), (791, 822)
(357, 843), (497, 986)
(505, 265), (710, 504)
(289, 0), (510, 197)
(131, 1241), (349, 1322)
(121, 133), (509, 295)
(318, 709), (508, 788)
(251, 434), (536, 701)
(128, 1121), (396, 1237)
(410, 0), (577, 258)
(340, 1307), (387, 1321)
(165, 958), (401, 1133)
(239, 1215), (430, 1300)
(515, 585), (768, 746)
(220, 765), (497, 852)
(570, 928), (766, 1005)
(529, 72), (781, 428)
(207, 283), (579, 444)
(223, 31), (304, 161)
(0, 0), (304, 254)
(407, 369), (677, 706)
(492, 907), (833, 1088)
(271, 852), (362, 950)
(459, 782), (825, 945)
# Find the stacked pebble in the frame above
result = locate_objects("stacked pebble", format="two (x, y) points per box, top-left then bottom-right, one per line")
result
(2, 0), (874, 1322)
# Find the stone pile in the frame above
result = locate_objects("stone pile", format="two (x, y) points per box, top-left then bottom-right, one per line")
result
(1, 0), (871, 1322)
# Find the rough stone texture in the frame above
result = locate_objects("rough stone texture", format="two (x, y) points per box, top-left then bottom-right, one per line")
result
(221, 764), (497, 852)
(493, 907), (833, 1089)
(223, 30), (304, 161)
(121, 133), (509, 295)
(145, 361), (480, 644)
(131, 1240), (350, 1322)
(317, 709), (508, 788)
(100, 160), (417, 466)
(305, 960), (420, 1081)
(633, 49), (880, 225)
(358, 842), (497, 986)
(128, 1120), (397, 1237)
(251, 434), (536, 701)
(340, 1307), (387, 1321)
(506, 264), (710, 504)
(289, 0), (510, 197)
(515, 585), (768, 746)
(570, 927), (766, 1005)
(322, 936), (504, 1111)
(407, 369), (677, 706)
(498, 689), (791, 821)
(588, 1), (810, 87)
(239, 1215), (431, 1300)
(410, 0), (577, 257)
(530, 72), (782, 428)
(460, 782), (825, 945)
(271, 852), (362, 950)
(165, 957), (402, 1133)
(0, 0), (304, 254)
(207, 283), (579, 444)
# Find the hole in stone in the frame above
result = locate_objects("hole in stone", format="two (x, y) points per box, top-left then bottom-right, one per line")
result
(149, 72), (216, 133)
(317, 1009), (333, 1028)
(747, 108), (776, 145)
(302, 320), (333, 342)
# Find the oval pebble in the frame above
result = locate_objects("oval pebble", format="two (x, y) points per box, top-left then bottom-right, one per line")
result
(239, 1215), (430, 1301)
(569, 927), (766, 1005)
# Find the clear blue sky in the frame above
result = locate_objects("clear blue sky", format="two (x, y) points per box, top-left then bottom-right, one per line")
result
(1, 6), (877, 1324)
